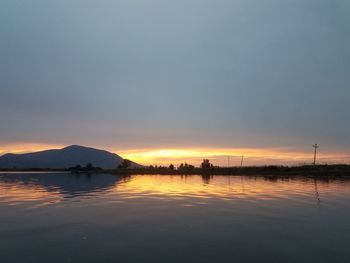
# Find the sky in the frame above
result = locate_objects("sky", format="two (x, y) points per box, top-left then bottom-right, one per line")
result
(1, 0), (350, 166)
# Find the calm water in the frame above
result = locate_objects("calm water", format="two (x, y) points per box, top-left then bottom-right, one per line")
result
(1, 173), (350, 263)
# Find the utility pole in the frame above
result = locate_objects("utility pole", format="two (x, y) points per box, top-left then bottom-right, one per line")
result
(240, 155), (244, 167)
(313, 144), (319, 166)
(227, 155), (230, 168)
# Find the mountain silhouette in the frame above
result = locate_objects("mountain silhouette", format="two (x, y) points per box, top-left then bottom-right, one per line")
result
(0, 145), (139, 169)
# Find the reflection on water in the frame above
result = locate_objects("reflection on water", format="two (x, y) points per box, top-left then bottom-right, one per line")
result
(2, 173), (350, 206)
(0, 172), (120, 199)
(1, 173), (350, 262)
(115, 174), (350, 202)
(314, 178), (321, 207)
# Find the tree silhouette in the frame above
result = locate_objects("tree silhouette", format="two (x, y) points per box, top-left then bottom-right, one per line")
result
(178, 163), (195, 171)
(201, 159), (212, 169)
(118, 159), (132, 169)
(86, 163), (93, 170)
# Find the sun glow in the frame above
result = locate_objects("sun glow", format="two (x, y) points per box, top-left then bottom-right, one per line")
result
(119, 148), (349, 166)
(1, 143), (349, 167)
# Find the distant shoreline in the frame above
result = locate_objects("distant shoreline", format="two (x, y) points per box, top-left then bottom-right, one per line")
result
(1, 164), (350, 177)
(108, 164), (350, 177)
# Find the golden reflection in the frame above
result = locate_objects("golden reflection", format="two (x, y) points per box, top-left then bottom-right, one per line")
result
(114, 175), (350, 200)
(0, 182), (62, 205)
(1, 174), (350, 207)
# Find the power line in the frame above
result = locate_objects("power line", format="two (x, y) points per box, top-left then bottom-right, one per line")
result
(240, 155), (244, 167)
(313, 144), (319, 165)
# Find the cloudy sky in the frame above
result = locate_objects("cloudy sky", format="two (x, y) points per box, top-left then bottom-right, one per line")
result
(1, 0), (349, 165)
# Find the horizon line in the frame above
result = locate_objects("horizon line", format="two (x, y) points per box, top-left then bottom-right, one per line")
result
(1, 142), (350, 167)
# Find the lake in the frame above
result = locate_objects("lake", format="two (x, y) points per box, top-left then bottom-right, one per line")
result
(1, 172), (350, 263)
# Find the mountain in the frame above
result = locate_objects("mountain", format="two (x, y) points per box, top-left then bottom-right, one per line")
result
(0, 145), (139, 169)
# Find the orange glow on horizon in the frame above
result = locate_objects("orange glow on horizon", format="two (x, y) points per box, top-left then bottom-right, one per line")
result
(118, 147), (350, 166)
(1, 143), (349, 166)
(0, 143), (65, 155)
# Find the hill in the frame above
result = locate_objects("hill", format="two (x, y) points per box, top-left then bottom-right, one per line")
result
(0, 145), (139, 170)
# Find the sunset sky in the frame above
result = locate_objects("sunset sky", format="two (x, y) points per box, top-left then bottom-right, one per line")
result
(1, 0), (350, 166)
